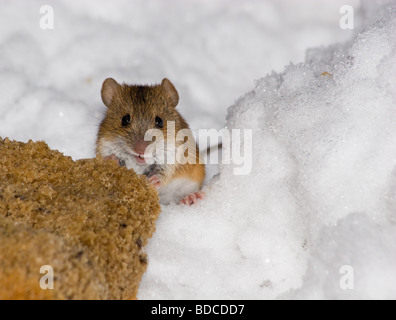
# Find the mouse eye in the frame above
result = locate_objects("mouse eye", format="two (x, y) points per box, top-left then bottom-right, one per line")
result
(155, 116), (164, 129)
(121, 114), (131, 127)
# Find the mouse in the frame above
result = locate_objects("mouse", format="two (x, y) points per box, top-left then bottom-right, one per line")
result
(96, 78), (206, 205)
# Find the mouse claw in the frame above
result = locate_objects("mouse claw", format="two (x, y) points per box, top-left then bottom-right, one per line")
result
(180, 191), (205, 206)
(104, 154), (120, 166)
(148, 175), (161, 189)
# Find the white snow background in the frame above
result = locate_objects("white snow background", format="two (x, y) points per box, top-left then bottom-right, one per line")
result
(0, 0), (395, 299)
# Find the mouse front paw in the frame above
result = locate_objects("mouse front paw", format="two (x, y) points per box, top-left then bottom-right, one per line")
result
(180, 191), (205, 206)
(148, 175), (161, 189)
(104, 154), (120, 166)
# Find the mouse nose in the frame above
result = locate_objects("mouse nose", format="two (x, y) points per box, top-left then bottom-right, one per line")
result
(134, 140), (149, 155)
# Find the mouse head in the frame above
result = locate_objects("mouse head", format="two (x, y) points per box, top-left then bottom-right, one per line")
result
(97, 78), (190, 164)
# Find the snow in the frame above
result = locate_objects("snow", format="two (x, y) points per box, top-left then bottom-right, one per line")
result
(0, 0), (358, 159)
(0, 0), (395, 300)
(289, 214), (396, 299)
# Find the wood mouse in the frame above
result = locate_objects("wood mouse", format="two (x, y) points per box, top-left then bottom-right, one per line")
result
(96, 78), (205, 205)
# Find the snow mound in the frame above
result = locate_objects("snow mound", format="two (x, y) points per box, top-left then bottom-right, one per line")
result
(289, 213), (396, 299)
(139, 3), (396, 299)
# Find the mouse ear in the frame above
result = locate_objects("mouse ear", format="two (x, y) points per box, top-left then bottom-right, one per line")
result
(101, 78), (119, 108)
(161, 78), (179, 108)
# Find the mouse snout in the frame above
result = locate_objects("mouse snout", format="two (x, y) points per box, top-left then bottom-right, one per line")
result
(133, 140), (149, 155)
